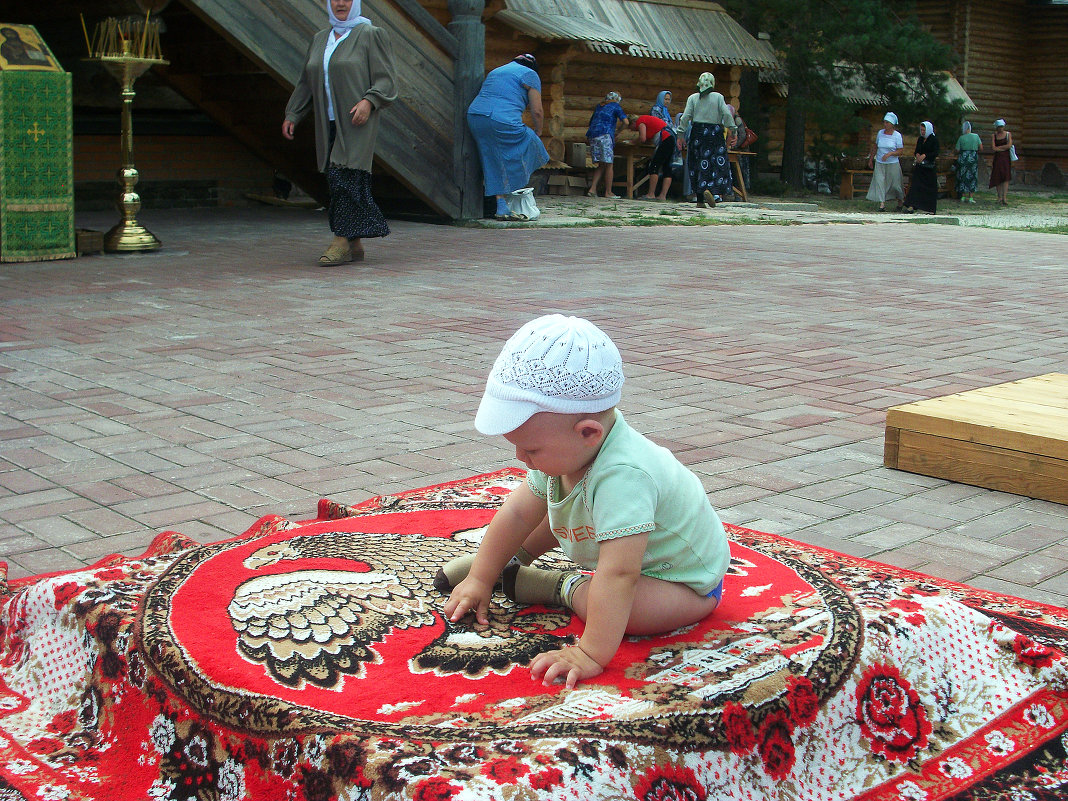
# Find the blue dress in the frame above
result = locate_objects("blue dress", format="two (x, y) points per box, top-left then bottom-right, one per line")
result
(467, 62), (550, 196)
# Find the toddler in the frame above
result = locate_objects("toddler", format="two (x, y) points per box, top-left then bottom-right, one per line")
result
(440, 315), (730, 689)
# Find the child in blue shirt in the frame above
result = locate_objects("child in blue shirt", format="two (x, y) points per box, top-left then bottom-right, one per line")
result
(585, 93), (628, 198)
(440, 315), (729, 689)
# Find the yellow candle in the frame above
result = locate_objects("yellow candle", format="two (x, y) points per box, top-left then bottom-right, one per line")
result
(80, 14), (92, 56)
(139, 9), (150, 57)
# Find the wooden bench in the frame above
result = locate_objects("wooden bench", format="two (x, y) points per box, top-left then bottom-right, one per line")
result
(840, 169), (873, 199)
(884, 373), (1068, 504)
(841, 167), (958, 201)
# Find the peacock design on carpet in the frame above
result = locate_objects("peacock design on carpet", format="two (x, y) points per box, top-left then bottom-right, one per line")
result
(228, 530), (573, 689)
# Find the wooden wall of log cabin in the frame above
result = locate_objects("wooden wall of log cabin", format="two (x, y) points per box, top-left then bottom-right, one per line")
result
(757, 89), (785, 169)
(559, 52), (741, 147)
(417, 2), (748, 166)
(916, 0), (1027, 152)
(756, 97), (931, 172)
(1023, 7), (1068, 173)
(913, 0), (956, 57)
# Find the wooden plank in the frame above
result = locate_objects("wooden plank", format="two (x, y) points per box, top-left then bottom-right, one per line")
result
(894, 394), (1068, 429)
(886, 377), (1068, 424)
(885, 404), (1068, 460)
(884, 373), (1068, 460)
(969, 373), (1068, 395)
(898, 430), (1068, 482)
(894, 430), (1068, 504)
(883, 425), (900, 469)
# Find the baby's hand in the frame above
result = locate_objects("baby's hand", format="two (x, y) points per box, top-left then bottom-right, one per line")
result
(443, 578), (492, 625)
(530, 645), (604, 689)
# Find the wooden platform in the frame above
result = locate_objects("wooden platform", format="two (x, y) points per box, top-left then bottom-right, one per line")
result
(884, 374), (1068, 504)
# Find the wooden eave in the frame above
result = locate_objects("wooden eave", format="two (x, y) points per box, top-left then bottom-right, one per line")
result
(495, 0), (780, 67)
(495, 10), (646, 46)
(835, 69), (979, 112)
(759, 64), (979, 112)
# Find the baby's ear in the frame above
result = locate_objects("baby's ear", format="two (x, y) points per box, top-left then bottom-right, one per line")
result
(574, 417), (604, 444)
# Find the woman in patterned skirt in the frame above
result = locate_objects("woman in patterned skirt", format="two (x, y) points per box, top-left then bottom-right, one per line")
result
(678, 72), (738, 208)
(283, 0), (397, 265)
(953, 121), (982, 203)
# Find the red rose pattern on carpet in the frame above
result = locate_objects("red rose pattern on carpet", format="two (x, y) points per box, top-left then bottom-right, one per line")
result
(0, 469), (1065, 800)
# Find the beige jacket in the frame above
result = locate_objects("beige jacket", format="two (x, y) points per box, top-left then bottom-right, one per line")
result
(679, 91), (737, 138)
(284, 25), (397, 173)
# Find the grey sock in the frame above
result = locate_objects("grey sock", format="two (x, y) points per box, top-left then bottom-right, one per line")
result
(433, 549), (531, 593)
(502, 565), (588, 608)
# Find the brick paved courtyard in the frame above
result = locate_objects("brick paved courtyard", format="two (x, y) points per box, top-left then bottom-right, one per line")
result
(1, 206), (1066, 606)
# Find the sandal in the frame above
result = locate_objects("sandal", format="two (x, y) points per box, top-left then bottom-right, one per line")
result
(494, 212), (527, 221)
(318, 243), (354, 265)
(703, 190), (716, 208)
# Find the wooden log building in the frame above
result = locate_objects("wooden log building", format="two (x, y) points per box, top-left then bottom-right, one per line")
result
(3, 0), (1064, 225)
(914, 0), (1068, 184)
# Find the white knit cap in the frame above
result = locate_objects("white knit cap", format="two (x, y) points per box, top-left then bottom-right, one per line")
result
(475, 315), (624, 436)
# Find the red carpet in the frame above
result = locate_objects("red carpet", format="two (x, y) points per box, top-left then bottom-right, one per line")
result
(1, 469), (1066, 800)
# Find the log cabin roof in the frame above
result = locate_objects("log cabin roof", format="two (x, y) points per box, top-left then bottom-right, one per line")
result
(495, 0), (780, 67)
(836, 70), (979, 112)
(495, 9), (647, 46)
(760, 66), (978, 113)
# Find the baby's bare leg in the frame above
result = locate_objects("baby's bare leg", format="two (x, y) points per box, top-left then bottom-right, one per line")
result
(568, 575), (719, 635)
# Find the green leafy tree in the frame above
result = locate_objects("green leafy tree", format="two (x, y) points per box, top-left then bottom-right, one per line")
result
(721, 0), (963, 188)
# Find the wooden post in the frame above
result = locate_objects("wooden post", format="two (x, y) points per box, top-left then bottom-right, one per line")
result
(536, 43), (576, 164)
(448, 0), (485, 219)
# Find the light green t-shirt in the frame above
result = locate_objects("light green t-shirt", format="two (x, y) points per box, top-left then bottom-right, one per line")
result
(955, 132), (982, 152)
(526, 411), (730, 594)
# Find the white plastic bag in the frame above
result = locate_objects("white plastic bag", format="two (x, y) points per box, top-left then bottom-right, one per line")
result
(1009, 145), (1019, 162)
(504, 187), (541, 220)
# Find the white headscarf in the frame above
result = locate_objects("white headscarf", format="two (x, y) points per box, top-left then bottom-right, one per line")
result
(328, 0), (370, 35)
(994, 118), (1006, 128)
(920, 121), (934, 138)
(697, 72), (716, 94)
(883, 112), (898, 125)
(961, 121), (971, 134)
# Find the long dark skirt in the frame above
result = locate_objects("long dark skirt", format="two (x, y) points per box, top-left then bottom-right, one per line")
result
(326, 121), (389, 239)
(326, 165), (390, 239)
(904, 166), (938, 213)
(687, 122), (732, 197)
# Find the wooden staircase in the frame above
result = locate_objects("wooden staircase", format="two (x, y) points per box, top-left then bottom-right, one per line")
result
(163, 0), (463, 217)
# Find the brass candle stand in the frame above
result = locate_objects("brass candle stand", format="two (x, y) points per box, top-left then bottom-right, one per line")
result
(85, 17), (168, 252)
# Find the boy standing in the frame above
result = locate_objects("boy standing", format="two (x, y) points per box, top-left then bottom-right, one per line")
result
(585, 92), (628, 199)
(441, 315), (729, 689)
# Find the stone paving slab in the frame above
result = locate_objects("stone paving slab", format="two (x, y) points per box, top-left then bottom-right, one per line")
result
(0, 203), (1066, 609)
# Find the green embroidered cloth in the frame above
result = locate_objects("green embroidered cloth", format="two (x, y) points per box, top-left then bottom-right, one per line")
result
(1, 67), (75, 262)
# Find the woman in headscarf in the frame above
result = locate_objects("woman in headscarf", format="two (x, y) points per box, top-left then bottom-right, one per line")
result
(678, 72), (737, 208)
(901, 121), (939, 214)
(954, 121), (982, 204)
(283, 0), (397, 265)
(467, 54), (551, 220)
(989, 118), (1013, 206)
(866, 112), (905, 212)
(650, 91), (675, 139)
